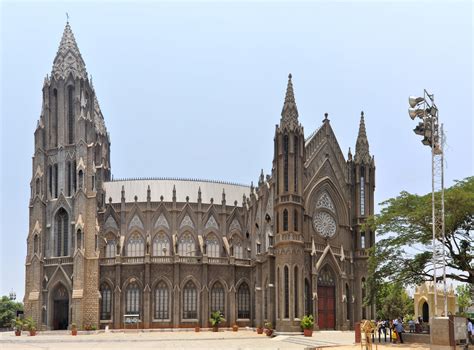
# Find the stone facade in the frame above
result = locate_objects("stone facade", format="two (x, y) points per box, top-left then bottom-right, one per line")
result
(24, 23), (376, 332)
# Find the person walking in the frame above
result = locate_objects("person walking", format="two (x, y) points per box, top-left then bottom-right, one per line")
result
(468, 318), (473, 345)
(395, 318), (404, 344)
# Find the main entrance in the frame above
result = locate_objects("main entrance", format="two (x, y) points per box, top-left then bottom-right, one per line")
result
(52, 284), (69, 330)
(317, 265), (336, 330)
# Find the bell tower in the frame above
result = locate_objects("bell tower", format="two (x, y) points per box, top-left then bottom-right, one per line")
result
(25, 22), (111, 330)
(272, 74), (305, 331)
(351, 111), (375, 320)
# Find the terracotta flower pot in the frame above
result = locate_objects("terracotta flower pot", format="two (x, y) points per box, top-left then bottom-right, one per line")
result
(257, 327), (263, 334)
(15, 330), (21, 336)
(72, 329), (78, 336)
(232, 325), (238, 332)
(265, 329), (273, 337)
(304, 328), (313, 337)
(212, 326), (218, 332)
(195, 326), (200, 332)
(29, 330), (36, 336)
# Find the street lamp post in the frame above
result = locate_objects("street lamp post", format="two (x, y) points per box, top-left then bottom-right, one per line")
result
(408, 90), (447, 317)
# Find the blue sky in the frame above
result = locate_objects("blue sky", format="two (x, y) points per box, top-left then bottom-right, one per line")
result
(0, 1), (472, 299)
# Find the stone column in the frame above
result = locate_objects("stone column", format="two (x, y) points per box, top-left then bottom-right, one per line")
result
(201, 263), (209, 328)
(173, 262), (180, 328)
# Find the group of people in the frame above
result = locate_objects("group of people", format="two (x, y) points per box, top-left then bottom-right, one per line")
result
(375, 317), (418, 344)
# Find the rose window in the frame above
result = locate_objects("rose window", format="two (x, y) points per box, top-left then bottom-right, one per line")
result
(312, 211), (337, 238)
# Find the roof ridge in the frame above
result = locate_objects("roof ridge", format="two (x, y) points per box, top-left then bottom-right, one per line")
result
(107, 176), (250, 188)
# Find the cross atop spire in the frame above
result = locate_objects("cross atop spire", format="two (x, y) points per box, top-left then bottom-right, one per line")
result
(354, 111), (370, 163)
(280, 73), (299, 129)
(51, 22), (87, 81)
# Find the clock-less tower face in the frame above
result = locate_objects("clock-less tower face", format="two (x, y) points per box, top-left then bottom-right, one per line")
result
(312, 192), (337, 239)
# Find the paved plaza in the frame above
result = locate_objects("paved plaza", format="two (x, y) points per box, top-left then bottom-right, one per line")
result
(0, 330), (432, 350)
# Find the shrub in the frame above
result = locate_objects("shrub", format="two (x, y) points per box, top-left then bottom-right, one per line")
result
(300, 315), (314, 330)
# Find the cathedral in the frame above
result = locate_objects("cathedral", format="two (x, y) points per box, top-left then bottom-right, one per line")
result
(24, 23), (375, 332)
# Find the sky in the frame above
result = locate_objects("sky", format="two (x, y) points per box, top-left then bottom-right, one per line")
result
(0, 1), (472, 300)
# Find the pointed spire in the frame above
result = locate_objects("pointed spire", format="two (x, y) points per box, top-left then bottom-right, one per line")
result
(280, 73), (299, 128)
(52, 22), (87, 80)
(355, 111), (371, 163)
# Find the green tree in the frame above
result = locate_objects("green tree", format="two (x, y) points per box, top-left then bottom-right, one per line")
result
(456, 284), (473, 314)
(367, 177), (473, 288)
(373, 282), (413, 321)
(0, 296), (23, 328)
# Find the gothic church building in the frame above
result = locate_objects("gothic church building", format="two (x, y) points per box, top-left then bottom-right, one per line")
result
(24, 23), (375, 332)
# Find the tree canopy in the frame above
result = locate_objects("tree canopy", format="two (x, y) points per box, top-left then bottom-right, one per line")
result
(0, 296), (23, 328)
(366, 177), (473, 302)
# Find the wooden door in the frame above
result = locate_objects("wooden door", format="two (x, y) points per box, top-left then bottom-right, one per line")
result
(317, 285), (335, 329)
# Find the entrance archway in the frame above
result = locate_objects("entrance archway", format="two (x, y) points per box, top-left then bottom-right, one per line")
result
(52, 284), (69, 330)
(317, 265), (336, 329)
(422, 301), (429, 322)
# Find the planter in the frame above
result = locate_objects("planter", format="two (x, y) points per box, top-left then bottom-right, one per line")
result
(256, 327), (263, 334)
(71, 329), (78, 336)
(265, 329), (273, 337)
(29, 330), (36, 336)
(303, 328), (313, 337)
(212, 326), (218, 332)
(232, 325), (238, 332)
(194, 326), (200, 332)
(15, 330), (21, 336)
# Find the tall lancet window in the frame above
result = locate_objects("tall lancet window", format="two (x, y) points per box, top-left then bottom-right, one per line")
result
(68, 86), (75, 144)
(294, 135), (298, 191)
(52, 89), (58, 147)
(55, 208), (69, 256)
(283, 134), (289, 192)
(284, 266), (289, 318)
(360, 166), (365, 216)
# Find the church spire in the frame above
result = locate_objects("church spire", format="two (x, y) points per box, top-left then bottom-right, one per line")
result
(354, 111), (371, 163)
(51, 22), (87, 81)
(280, 73), (299, 129)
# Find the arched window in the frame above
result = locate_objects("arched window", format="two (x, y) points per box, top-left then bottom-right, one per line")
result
(346, 283), (350, 321)
(72, 161), (77, 192)
(33, 235), (39, 254)
(283, 134), (289, 192)
(276, 212), (279, 233)
(78, 170), (84, 190)
(237, 283), (250, 319)
(100, 283), (112, 320)
(210, 282), (225, 316)
(35, 178), (40, 195)
(361, 231), (366, 249)
(304, 279), (311, 316)
(233, 239), (243, 259)
(293, 209), (298, 231)
(155, 281), (169, 320)
(48, 165), (52, 197)
(206, 234), (220, 257)
(152, 233), (170, 256)
(283, 209), (288, 231)
(68, 85), (74, 144)
(127, 233), (144, 257)
(284, 266), (289, 318)
(294, 266), (298, 318)
(178, 233), (195, 256)
(360, 166), (365, 216)
(76, 230), (82, 250)
(52, 89), (58, 147)
(183, 281), (197, 319)
(105, 239), (116, 257)
(294, 135), (298, 191)
(55, 208), (69, 256)
(66, 161), (71, 196)
(361, 278), (366, 319)
(126, 282), (140, 314)
(54, 164), (58, 198)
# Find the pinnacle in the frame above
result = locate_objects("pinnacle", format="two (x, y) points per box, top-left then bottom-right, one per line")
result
(355, 111), (370, 163)
(52, 22), (87, 80)
(280, 73), (299, 127)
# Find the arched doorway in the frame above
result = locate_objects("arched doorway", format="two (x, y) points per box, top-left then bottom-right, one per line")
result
(317, 265), (336, 329)
(52, 284), (69, 330)
(422, 301), (429, 322)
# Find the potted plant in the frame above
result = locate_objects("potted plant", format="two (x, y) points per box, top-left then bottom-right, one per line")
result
(232, 324), (238, 332)
(264, 321), (273, 337)
(11, 318), (23, 336)
(194, 326), (200, 332)
(256, 325), (263, 334)
(71, 323), (77, 336)
(210, 311), (223, 332)
(301, 315), (314, 337)
(24, 317), (37, 336)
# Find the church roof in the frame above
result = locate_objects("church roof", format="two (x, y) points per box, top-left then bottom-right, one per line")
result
(103, 178), (250, 205)
(52, 22), (87, 80)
